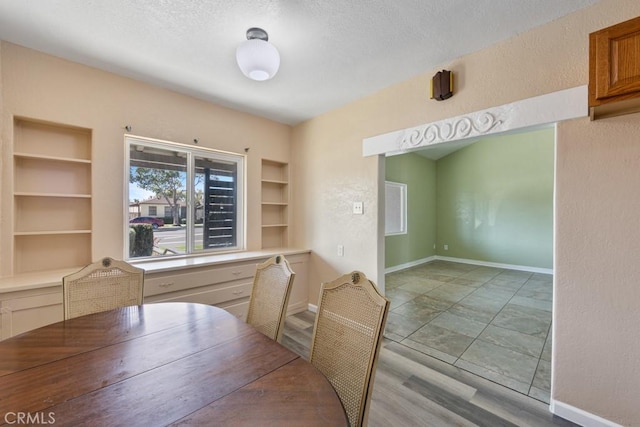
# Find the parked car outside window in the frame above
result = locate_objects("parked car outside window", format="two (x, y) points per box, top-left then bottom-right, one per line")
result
(129, 216), (164, 229)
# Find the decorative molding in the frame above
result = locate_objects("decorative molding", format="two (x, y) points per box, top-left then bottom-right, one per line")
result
(363, 85), (588, 157)
(550, 400), (623, 427)
(399, 112), (504, 151)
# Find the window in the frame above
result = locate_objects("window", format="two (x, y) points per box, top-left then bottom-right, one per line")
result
(385, 181), (407, 235)
(126, 136), (245, 259)
(148, 206), (157, 216)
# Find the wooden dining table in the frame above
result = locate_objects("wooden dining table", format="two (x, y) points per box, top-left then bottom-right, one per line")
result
(0, 302), (347, 426)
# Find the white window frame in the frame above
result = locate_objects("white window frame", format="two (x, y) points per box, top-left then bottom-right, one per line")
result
(125, 135), (245, 259)
(385, 181), (407, 236)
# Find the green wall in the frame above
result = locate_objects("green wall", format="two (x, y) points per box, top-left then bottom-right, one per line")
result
(385, 127), (554, 270)
(385, 153), (437, 268)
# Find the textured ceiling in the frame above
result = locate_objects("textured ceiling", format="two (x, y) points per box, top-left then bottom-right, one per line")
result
(0, 0), (598, 125)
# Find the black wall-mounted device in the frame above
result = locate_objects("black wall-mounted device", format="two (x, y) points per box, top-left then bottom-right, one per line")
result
(430, 70), (454, 101)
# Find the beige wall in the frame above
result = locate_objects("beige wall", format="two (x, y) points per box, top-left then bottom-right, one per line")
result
(555, 115), (640, 422)
(0, 42), (291, 276)
(292, 0), (640, 424)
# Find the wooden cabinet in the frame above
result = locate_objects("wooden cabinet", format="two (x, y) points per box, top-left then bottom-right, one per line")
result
(143, 251), (309, 321)
(261, 159), (289, 249)
(0, 286), (63, 340)
(0, 250), (309, 341)
(589, 16), (640, 119)
(13, 118), (92, 273)
(143, 262), (255, 320)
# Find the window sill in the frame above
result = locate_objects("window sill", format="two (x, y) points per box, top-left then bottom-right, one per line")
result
(131, 248), (310, 274)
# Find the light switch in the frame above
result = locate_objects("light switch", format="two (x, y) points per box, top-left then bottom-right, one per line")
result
(353, 202), (363, 215)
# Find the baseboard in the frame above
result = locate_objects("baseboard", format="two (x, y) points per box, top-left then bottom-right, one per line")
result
(385, 256), (436, 274)
(286, 301), (308, 316)
(550, 400), (623, 427)
(307, 303), (318, 313)
(385, 255), (553, 275)
(434, 256), (553, 275)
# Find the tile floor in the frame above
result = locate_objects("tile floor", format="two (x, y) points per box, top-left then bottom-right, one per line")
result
(385, 260), (553, 403)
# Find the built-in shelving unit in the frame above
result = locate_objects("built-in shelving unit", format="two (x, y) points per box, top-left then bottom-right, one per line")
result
(261, 159), (289, 249)
(13, 118), (92, 274)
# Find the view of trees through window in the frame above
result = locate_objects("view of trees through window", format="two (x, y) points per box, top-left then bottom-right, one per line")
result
(127, 137), (244, 259)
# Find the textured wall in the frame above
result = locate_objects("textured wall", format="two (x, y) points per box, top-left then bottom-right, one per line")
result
(436, 128), (554, 269)
(383, 128), (554, 271)
(555, 115), (640, 422)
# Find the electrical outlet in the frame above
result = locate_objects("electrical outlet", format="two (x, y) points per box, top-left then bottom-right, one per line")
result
(353, 202), (363, 215)
(337, 245), (344, 257)
(444, 244), (449, 250)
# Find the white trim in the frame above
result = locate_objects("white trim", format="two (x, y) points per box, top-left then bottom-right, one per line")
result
(385, 256), (436, 274)
(385, 255), (552, 275)
(434, 256), (553, 275)
(376, 155), (388, 294)
(307, 303), (318, 313)
(550, 400), (623, 427)
(385, 181), (408, 236)
(363, 85), (588, 157)
(286, 300), (309, 316)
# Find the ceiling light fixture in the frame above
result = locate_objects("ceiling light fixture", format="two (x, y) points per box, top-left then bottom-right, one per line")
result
(236, 27), (280, 81)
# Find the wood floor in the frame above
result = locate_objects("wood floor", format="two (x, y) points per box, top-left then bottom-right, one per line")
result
(282, 311), (577, 427)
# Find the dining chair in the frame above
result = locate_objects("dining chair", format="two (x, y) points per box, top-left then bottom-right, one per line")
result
(62, 257), (145, 320)
(245, 254), (295, 342)
(309, 271), (390, 427)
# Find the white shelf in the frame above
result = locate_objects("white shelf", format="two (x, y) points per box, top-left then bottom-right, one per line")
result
(261, 160), (289, 249)
(14, 192), (92, 198)
(14, 152), (92, 164)
(261, 179), (288, 185)
(14, 230), (92, 236)
(13, 118), (92, 274)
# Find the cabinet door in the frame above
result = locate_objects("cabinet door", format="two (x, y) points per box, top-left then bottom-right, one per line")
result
(591, 16), (640, 102)
(1, 291), (63, 340)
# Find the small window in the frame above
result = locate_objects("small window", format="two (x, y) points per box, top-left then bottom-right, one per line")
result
(126, 136), (245, 259)
(385, 181), (407, 235)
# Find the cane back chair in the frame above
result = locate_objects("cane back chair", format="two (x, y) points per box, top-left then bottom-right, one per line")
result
(62, 257), (144, 320)
(309, 271), (390, 427)
(245, 254), (295, 342)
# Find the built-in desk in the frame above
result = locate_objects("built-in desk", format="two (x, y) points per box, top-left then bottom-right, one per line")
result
(0, 249), (310, 340)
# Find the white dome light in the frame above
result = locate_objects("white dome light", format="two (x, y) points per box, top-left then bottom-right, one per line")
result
(236, 28), (280, 81)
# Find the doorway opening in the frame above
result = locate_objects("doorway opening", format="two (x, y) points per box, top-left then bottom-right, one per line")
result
(366, 86), (587, 406)
(382, 126), (555, 401)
